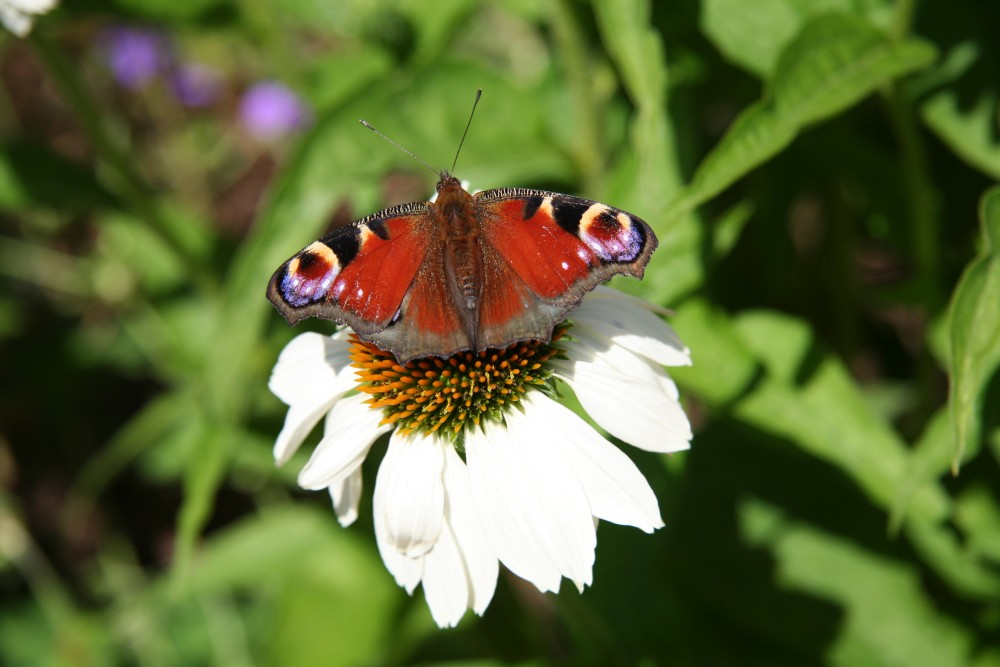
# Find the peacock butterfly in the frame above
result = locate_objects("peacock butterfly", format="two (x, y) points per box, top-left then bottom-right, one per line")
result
(266, 97), (657, 364)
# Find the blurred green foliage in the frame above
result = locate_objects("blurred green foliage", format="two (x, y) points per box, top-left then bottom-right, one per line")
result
(1, 0), (999, 665)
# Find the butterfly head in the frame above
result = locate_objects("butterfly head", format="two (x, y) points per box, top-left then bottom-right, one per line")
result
(435, 171), (464, 194)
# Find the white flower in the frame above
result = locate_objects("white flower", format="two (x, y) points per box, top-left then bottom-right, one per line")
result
(0, 0), (56, 37)
(269, 287), (692, 627)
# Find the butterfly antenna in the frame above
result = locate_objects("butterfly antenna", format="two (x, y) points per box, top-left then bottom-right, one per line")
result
(450, 89), (482, 174)
(359, 120), (439, 177)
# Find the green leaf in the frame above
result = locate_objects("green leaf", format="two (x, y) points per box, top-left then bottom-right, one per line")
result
(0, 295), (23, 338)
(948, 186), (1000, 469)
(667, 298), (761, 403)
(398, 0), (481, 67)
(202, 109), (383, 425)
(671, 104), (796, 219)
(592, 0), (665, 108)
(701, 0), (894, 77)
(631, 200), (753, 304)
(0, 237), (90, 296)
(904, 518), (1000, 600)
(95, 212), (186, 296)
(770, 15), (920, 124)
(0, 144), (117, 212)
(922, 87), (1000, 181)
(740, 499), (974, 667)
(110, 0), (230, 22)
(890, 410), (953, 530)
(73, 389), (197, 499)
(175, 423), (230, 581)
(0, 602), (113, 667)
(594, 0), (685, 221)
(304, 47), (395, 113)
(893, 412), (1000, 598)
(668, 13), (936, 219)
(736, 311), (948, 519)
(955, 485), (1000, 564)
(162, 507), (401, 667)
(671, 302), (950, 522)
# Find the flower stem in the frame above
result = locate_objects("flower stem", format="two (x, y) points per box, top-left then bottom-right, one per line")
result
(881, 0), (941, 418)
(883, 84), (940, 304)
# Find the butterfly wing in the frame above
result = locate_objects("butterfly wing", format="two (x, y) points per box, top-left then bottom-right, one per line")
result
(358, 245), (476, 362)
(268, 186), (657, 363)
(472, 188), (657, 348)
(267, 202), (433, 338)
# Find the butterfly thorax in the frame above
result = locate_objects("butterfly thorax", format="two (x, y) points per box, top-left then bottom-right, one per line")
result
(432, 173), (484, 347)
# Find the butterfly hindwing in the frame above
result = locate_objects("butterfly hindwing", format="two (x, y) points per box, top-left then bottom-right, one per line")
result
(267, 203), (433, 336)
(358, 247), (472, 360)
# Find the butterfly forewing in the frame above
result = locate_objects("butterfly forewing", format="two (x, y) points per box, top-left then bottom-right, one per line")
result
(267, 203), (432, 335)
(474, 187), (656, 302)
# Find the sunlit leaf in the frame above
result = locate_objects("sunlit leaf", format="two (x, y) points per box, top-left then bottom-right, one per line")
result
(0, 602), (113, 667)
(893, 412), (1000, 598)
(740, 499), (975, 667)
(672, 302), (950, 522)
(701, 0), (893, 77)
(398, 0), (481, 66)
(175, 423), (229, 579)
(161, 507), (401, 667)
(955, 485), (1000, 563)
(891, 410), (953, 530)
(632, 200), (753, 305)
(304, 47), (395, 113)
(948, 186), (1000, 469)
(669, 13), (936, 218)
(922, 88), (1000, 181)
(594, 0), (685, 221)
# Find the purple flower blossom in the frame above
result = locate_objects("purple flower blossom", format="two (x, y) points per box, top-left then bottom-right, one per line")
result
(171, 63), (223, 108)
(239, 81), (311, 141)
(100, 27), (171, 90)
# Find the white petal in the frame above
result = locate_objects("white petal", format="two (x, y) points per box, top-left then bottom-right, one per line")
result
(468, 408), (597, 592)
(439, 446), (498, 615)
(9, 0), (57, 11)
(273, 402), (333, 466)
(374, 432), (445, 558)
(372, 438), (425, 593)
(555, 338), (692, 453)
(466, 426), (561, 593)
(328, 468), (363, 527)
(575, 288), (691, 368)
(525, 393), (664, 532)
(373, 502), (422, 594)
(297, 394), (391, 489)
(0, 0), (53, 36)
(421, 448), (501, 626)
(268, 331), (352, 404)
(270, 332), (357, 465)
(420, 521), (469, 628)
(656, 372), (681, 401)
(0, 7), (31, 36)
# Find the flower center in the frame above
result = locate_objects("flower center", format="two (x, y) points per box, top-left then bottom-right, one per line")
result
(348, 325), (568, 440)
